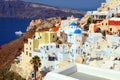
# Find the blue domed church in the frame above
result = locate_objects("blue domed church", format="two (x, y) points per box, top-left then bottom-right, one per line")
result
(67, 22), (82, 43)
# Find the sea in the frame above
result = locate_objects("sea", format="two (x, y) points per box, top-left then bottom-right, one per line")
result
(0, 18), (31, 46)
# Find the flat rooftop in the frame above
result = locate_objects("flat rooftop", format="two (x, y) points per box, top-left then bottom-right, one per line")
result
(44, 63), (120, 80)
(70, 72), (109, 80)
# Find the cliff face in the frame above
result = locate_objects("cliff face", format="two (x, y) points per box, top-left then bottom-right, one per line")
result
(0, 0), (85, 19)
(0, 17), (61, 69)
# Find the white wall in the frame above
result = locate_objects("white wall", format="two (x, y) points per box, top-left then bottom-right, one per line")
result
(44, 63), (120, 80)
(76, 64), (120, 80)
(44, 72), (78, 80)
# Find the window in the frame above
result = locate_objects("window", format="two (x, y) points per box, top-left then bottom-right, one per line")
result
(41, 47), (42, 49)
(81, 49), (83, 53)
(46, 46), (49, 50)
(52, 35), (55, 38)
(56, 45), (59, 48)
(110, 28), (112, 31)
(48, 56), (55, 61)
(38, 36), (42, 39)
(106, 23), (107, 25)
(86, 44), (88, 47)
(51, 46), (52, 48)
(29, 53), (32, 57)
(76, 50), (77, 53)
(26, 51), (28, 55)
(102, 23), (103, 25)
(30, 47), (32, 50)
(31, 73), (35, 78)
(96, 15), (98, 18)
(41, 56), (43, 59)
(83, 52), (86, 54)
(72, 49), (74, 52)
(33, 35), (35, 38)
(112, 14), (114, 17)
(30, 42), (32, 45)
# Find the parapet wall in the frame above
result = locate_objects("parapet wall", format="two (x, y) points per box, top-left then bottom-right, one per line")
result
(76, 64), (120, 80)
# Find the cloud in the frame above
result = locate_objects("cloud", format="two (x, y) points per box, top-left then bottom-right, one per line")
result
(15, 31), (24, 36)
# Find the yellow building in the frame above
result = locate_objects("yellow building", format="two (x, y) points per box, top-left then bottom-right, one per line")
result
(22, 31), (57, 60)
(35, 31), (57, 44)
(22, 31), (57, 62)
(19, 31), (57, 79)
(23, 31), (57, 51)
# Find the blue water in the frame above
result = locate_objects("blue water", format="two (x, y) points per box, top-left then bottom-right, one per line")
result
(0, 18), (31, 46)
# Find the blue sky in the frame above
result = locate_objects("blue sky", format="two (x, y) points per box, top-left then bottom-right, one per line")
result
(23, 0), (105, 11)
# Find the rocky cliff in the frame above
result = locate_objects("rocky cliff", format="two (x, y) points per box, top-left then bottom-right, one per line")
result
(0, 0), (85, 19)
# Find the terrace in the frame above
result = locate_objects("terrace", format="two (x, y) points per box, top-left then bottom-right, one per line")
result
(44, 63), (120, 80)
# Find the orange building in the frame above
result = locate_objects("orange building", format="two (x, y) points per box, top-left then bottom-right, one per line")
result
(108, 18), (120, 33)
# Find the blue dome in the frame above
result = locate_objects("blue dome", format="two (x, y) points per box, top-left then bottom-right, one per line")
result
(70, 22), (77, 26)
(68, 34), (72, 36)
(74, 29), (82, 34)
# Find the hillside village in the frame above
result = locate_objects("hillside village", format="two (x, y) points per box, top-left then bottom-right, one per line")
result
(11, 0), (120, 80)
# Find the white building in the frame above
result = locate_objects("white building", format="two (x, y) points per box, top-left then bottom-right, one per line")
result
(106, 35), (120, 48)
(58, 16), (79, 35)
(33, 43), (71, 69)
(68, 26), (82, 43)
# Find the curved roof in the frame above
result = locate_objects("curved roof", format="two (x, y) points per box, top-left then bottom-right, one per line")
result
(74, 29), (82, 34)
(70, 22), (77, 26)
(68, 34), (72, 36)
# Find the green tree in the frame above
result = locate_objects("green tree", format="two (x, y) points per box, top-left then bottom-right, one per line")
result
(84, 17), (92, 31)
(87, 17), (92, 24)
(101, 30), (107, 40)
(6, 71), (25, 80)
(0, 64), (25, 80)
(30, 56), (41, 80)
(0, 64), (11, 80)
